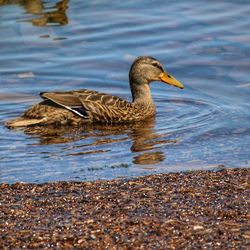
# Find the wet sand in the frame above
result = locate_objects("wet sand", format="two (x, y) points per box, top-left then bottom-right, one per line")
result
(0, 168), (249, 249)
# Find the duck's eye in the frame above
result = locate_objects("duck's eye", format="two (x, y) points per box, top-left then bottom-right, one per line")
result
(152, 62), (163, 71)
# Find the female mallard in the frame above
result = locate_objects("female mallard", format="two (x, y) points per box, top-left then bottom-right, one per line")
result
(6, 56), (184, 127)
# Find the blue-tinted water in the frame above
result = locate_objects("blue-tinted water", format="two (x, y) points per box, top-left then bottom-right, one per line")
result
(0, 0), (249, 183)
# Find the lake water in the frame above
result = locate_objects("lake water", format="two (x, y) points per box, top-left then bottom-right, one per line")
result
(0, 0), (249, 183)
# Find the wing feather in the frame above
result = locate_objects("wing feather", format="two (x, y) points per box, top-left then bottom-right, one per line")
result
(40, 89), (135, 122)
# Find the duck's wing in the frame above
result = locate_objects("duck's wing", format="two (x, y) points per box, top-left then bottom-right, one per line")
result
(40, 89), (134, 122)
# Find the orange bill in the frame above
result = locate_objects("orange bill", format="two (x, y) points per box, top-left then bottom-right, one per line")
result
(160, 72), (184, 89)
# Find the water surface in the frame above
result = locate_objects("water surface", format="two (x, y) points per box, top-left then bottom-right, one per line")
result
(0, 0), (249, 183)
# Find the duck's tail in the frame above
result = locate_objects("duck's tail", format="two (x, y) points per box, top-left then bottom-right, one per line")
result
(5, 117), (45, 128)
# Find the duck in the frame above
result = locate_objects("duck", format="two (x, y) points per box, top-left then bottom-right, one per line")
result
(6, 56), (184, 128)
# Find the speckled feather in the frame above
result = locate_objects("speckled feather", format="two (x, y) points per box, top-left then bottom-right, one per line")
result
(40, 89), (156, 124)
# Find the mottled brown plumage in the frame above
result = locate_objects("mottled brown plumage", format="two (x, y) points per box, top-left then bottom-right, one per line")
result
(6, 56), (184, 127)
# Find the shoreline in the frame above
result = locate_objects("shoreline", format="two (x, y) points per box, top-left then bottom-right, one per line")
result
(1, 168), (249, 249)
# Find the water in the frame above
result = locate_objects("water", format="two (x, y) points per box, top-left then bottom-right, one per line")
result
(0, 0), (249, 183)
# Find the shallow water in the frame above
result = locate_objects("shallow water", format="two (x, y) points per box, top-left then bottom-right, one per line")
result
(0, 0), (249, 183)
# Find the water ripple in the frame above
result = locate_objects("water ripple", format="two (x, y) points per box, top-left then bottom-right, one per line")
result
(0, 0), (249, 183)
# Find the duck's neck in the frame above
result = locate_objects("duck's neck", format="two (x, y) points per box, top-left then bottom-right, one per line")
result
(130, 80), (154, 106)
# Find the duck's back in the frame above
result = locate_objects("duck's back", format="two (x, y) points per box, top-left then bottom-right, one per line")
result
(6, 89), (155, 127)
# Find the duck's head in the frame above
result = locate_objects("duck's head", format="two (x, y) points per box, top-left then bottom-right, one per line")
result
(129, 56), (184, 89)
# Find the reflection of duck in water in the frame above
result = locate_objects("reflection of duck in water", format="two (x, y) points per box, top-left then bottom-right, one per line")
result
(24, 117), (179, 165)
(0, 0), (69, 26)
(130, 117), (179, 164)
(0, 0), (43, 13)
(31, 0), (69, 26)
(6, 56), (184, 127)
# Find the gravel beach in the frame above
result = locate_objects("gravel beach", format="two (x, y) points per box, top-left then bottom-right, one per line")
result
(0, 168), (249, 249)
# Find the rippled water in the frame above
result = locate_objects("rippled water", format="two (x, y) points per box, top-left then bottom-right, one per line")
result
(0, 0), (249, 183)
